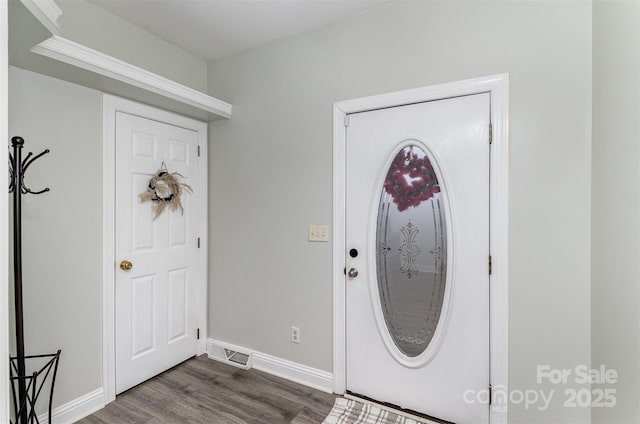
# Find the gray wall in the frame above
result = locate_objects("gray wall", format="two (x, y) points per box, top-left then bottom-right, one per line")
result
(592, 1), (640, 423)
(8, 66), (102, 410)
(56, 0), (208, 92)
(206, 1), (592, 423)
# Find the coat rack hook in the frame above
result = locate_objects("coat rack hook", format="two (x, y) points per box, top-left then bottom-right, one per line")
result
(9, 136), (51, 195)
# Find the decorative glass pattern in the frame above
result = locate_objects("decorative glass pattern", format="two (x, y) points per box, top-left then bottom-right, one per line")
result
(376, 145), (448, 358)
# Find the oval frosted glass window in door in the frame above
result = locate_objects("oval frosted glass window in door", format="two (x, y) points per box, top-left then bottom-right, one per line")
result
(376, 144), (448, 358)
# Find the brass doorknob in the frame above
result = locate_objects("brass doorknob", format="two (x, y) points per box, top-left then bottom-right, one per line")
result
(348, 268), (359, 279)
(120, 260), (133, 271)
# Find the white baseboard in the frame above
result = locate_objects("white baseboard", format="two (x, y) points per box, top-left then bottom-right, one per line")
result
(253, 351), (333, 393)
(37, 388), (104, 424)
(206, 338), (333, 393)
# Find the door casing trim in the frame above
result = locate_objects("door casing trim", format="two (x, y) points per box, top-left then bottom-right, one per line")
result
(102, 94), (208, 403)
(332, 74), (509, 424)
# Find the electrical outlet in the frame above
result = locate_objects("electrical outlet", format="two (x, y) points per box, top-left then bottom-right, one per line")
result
(291, 326), (300, 344)
(309, 225), (329, 242)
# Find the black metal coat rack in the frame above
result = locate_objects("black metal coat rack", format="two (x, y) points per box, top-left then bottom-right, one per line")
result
(8, 136), (60, 424)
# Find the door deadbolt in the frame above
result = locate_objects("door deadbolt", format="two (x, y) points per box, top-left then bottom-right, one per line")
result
(347, 268), (359, 279)
(120, 260), (133, 271)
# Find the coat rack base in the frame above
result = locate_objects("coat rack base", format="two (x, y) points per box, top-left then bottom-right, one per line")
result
(9, 350), (61, 424)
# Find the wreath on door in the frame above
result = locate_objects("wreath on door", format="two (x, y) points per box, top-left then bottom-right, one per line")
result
(139, 162), (192, 219)
(384, 146), (440, 212)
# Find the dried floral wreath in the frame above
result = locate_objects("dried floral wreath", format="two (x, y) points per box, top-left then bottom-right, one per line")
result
(139, 163), (192, 219)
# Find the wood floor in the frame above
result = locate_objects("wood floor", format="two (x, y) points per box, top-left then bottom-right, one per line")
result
(78, 355), (337, 424)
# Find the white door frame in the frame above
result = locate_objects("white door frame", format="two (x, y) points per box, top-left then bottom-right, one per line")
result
(332, 74), (509, 424)
(0, 1), (10, 421)
(102, 94), (208, 403)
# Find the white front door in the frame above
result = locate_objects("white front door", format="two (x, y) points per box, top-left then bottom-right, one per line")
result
(115, 111), (200, 393)
(346, 93), (490, 423)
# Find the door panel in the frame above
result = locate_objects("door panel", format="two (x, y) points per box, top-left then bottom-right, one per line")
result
(167, 268), (188, 343)
(130, 275), (155, 358)
(115, 112), (199, 394)
(346, 94), (490, 423)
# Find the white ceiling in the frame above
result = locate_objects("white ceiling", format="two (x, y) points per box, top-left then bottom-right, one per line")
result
(87, 0), (389, 62)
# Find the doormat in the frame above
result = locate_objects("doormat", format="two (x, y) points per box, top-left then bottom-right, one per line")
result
(322, 398), (436, 424)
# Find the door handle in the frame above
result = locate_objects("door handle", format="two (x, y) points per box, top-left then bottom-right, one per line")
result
(347, 268), (359, 279)
(120, 260), (133, 271)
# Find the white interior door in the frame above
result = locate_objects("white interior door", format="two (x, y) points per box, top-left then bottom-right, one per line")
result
(346, 93), (490, 423)
(115, 111), (200, 394)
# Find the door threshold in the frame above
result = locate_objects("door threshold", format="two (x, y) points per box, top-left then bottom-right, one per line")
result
(345, 391), (454, 424)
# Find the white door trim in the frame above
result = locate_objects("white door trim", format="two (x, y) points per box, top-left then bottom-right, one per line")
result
(102, 94), (208, 403)
(0, 1), (10, 422)
(332, 74), (509, 424)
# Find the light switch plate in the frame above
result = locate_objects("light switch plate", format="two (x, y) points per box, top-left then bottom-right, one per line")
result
(309, 225), (329, 242)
